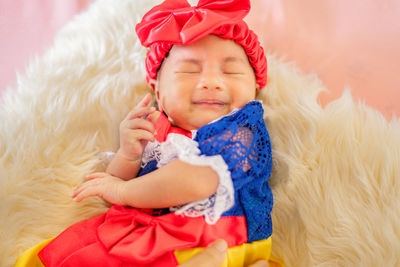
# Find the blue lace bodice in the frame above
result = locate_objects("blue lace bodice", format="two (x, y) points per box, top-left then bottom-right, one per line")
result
(138, 101), (273, 242)
(194, 101), (273, 242)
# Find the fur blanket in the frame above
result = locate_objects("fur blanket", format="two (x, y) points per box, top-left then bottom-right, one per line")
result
(1, 0), (399, 266)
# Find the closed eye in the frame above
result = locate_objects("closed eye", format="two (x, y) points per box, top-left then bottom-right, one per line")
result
(223, 64), (246, 75)
(174, 71), (200, 74)
(224, 71), (244, 75)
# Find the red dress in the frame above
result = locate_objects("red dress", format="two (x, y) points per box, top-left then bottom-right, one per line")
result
(38, 113), (248, 267)
(39, 102), (274, 266)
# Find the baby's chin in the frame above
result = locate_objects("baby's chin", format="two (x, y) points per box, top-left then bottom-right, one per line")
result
(180, 111), (232, 131)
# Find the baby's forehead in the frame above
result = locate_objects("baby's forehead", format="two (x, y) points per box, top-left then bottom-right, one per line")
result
(166, 35), (250, 63)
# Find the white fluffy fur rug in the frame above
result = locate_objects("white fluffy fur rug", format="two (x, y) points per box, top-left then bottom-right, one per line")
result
(1, 0), (399, 266)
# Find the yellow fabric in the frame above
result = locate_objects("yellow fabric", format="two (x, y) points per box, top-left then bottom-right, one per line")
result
(175, 237), (283, 267)
(14, 238), (54, 267)
(269, 255), (285, 267)
(15, 237), (284, 267)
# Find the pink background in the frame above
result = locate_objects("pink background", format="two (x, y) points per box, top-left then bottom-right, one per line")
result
(1, 0), (399, 119)
(0, 0), (93, 93)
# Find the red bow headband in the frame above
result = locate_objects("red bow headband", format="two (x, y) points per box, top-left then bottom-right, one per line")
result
(136, 0), (267, 88)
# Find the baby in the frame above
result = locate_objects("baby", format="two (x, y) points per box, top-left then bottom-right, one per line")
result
(38, 0), (274, 266)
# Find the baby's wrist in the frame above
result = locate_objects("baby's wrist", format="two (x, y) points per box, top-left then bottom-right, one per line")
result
(115, 149), (142, 164)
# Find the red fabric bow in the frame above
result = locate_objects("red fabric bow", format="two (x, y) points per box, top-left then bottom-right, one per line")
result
(97, 205), (247, 265)
(136, 0), (250, 46)
(136, 0), (268, 88)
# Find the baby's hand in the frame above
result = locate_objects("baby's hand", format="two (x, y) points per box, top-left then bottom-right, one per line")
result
(118, 93), (159, 162)
(72, 172), (127, 205)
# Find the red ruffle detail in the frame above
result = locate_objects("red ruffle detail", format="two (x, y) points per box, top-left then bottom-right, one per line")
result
(153, 112), (192, 142)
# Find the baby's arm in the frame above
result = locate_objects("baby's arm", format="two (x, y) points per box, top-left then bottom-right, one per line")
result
(73, 159), (219, 207)
(105, 152), (142, 182)
(107, 93), (159, 181)
(121, 159), (219, 208)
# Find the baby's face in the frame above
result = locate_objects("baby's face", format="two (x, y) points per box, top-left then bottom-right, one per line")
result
(154, 35), (258, 131)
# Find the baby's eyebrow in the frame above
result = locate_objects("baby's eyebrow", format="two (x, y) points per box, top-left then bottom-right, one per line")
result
(175, 57), (245, 65)
(176, 58), (201, 65)
(223, 57), (245, 63)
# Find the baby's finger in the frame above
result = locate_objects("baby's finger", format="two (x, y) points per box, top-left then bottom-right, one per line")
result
(73, 186), (98, 202)
(71, 184), (83, 199)
(125, 118), (155, 133)
(136, 93), (152, 108)
(72, 179), (96, 197)
(131, 129), (155, 142)
(72, 180), (102, 201)
(147, 110), (161, 124)
(72, 182), (90, 198)
(126, 106), (156, 120)
(249, 260), (269, 267)
(86, 172), (108, 180)
(71, 173), (108, 198)
(179, 239), (227, 267)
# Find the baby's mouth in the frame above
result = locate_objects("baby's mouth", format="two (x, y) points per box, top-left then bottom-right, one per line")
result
(193, 100), (227, 108)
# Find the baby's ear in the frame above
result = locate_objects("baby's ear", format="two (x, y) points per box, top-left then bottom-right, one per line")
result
(148, 78), (157, 91)
(151, 80), (164, 112)
(255, 84), (261, 96)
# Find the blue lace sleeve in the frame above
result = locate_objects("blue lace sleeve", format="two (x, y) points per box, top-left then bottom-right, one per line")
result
(194, 101), (272, 187)
(194, 101), (273, 241)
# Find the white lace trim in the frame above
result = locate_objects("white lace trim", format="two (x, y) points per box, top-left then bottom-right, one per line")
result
(160, 134), (234, 225)
(141, 142), (162, 168)
(102, 134), (235, 225)
(156, 134), (198, 168)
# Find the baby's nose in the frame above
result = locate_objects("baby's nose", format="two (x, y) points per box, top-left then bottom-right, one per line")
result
(197, 71), (225, 90)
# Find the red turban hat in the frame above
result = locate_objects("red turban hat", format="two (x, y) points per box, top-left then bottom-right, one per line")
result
(136, 0), (267, 89)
